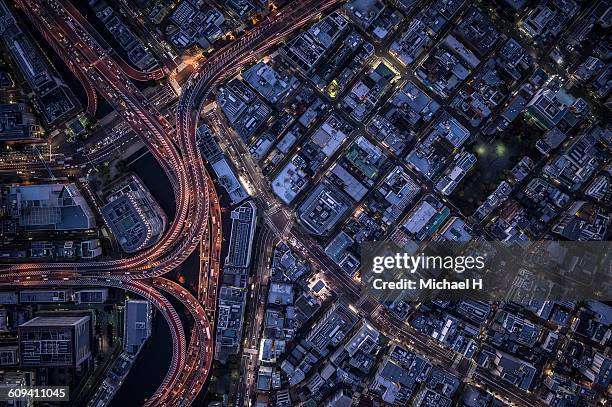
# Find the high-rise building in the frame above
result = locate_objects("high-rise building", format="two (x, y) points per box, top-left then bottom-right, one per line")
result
(19, 290), (70, 303)
(214, 286), (246, 363)
(224, 200), (257, 268)
(0, 1), (79, 125)
(0, 103), (40, 142)
(324, 389), (353, 407)
(101, 175), (166, 253)
(123, 300), (151, 354)
(7, 184), (96, 231)
(306, 302), (359, 356)
(18, 315), (91, 368)
(75, 289), (108, 304)
(80, 239), (102, 259)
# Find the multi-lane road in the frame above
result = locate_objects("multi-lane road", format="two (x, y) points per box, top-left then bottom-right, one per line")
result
(0, 0), (342, 405)
(0, 277), (186, 405)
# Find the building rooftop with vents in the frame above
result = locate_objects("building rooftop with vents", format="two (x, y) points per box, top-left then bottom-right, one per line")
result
(101, 175), (166, 253)
(8, 184), (95, 231)
(225, 200), (257, 268)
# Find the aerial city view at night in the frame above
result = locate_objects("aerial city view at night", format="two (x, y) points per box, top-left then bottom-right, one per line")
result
(0, 0), (610, 405)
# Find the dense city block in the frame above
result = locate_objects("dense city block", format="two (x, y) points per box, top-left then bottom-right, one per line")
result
(0, 0), (610, 406)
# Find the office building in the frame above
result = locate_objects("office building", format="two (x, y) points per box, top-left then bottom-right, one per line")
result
(298, 182), (352, 236)
(215, 286), (246, 363)
(18, 315), (91, 368)
(224, 200), (257, 269)
(75, 289), (108, 304)
(0, 103), (40, 142)
(0, 1), (79, 125)
(306, 302), (359, 356)
(101, 175), (166, 253)
(19, 290), (70, 303)
(7, 184), (95, 231)
(123, 300), (151, 354)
